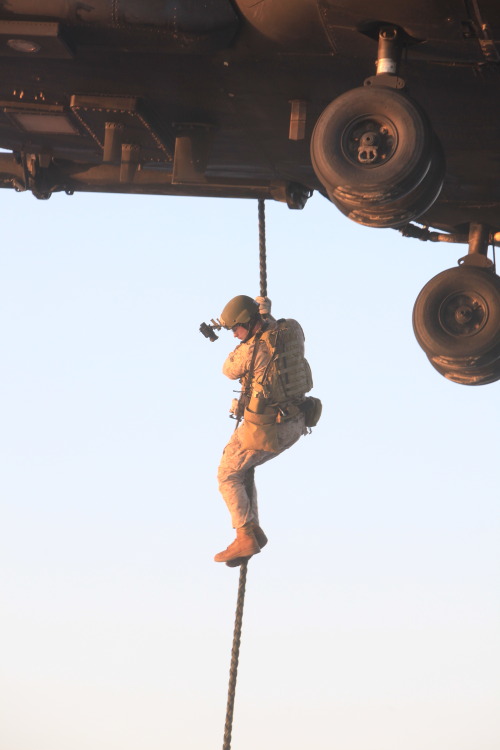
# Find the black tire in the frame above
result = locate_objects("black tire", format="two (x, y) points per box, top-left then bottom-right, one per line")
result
(428, 354), (500, 386)
(310, 86), (433, 202)
(413, 266), (500, 364)
(330, 134), (445, 228)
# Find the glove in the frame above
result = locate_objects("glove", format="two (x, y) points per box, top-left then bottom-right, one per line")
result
(255, 296), (272, 315)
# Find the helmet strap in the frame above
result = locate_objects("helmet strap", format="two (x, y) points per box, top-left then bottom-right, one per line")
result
(242, 314), (262, 343)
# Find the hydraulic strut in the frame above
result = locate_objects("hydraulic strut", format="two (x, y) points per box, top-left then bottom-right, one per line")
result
(376, 27), (402, 75)
(365, 26), (406, 90)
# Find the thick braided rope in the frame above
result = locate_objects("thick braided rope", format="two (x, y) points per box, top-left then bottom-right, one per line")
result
(221, 200), (265, 748)
(258, 198), (267, 297)
(222, 560), (249, 750)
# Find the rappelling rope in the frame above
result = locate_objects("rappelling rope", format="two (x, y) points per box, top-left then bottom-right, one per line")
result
(258, 198), (267, 297)
(222, 559), (249, 750)
(221, 200), (268, 750)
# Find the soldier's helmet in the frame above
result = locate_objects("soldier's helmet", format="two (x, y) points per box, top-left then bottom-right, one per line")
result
(219, 295), (259, 329)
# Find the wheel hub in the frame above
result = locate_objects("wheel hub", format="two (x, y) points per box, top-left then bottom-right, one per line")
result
(342, 116), (397, 167)
(439, 291), (488, 336)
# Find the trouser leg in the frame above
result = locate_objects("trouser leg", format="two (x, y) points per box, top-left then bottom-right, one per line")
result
(244, 467), (259, 525)
(217, 413), (307, 529)
(217, 431), (274, 529)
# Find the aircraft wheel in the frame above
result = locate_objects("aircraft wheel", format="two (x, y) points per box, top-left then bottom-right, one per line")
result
(311, 86), (434, 204)
(413, 266), (500, 367)
(330, 134), (445, 228)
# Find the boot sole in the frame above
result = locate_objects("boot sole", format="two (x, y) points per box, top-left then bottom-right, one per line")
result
(214, 546), (260, 564)
(225, 552), (259, 568)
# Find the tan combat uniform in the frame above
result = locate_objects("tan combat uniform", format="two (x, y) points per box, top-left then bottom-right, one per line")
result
(217, 317), (308, 529)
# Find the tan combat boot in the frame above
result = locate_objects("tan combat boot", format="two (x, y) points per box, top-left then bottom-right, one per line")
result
(252, 524), (268, 549)
(214, 524), (260, 563)
(225, 523), (268, 568)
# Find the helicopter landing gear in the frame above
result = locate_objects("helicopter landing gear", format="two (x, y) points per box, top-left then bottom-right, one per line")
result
(310, 27), (444, 227)
(412, 224), (500, 385)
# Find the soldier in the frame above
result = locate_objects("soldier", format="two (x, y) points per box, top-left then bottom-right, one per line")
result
(214, 294), (320, 566)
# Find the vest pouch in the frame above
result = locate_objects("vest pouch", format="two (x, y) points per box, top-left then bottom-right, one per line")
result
(239, 407), (280, 452)
(301, 396), (322, 427)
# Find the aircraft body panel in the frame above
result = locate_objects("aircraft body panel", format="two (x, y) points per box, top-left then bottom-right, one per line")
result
(0, 1), (497, 232)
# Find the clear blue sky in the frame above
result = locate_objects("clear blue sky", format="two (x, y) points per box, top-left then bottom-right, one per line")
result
(1, 188), (498, 750)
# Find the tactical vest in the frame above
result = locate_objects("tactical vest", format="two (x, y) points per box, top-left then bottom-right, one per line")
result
(245, 319), (313, 410)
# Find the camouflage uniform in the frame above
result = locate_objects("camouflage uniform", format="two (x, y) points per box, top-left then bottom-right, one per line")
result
(217, 318), (307, 529)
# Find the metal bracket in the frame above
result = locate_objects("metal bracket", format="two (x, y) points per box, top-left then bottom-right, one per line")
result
(458, 222), (494, 269)
(467, 0), (500, 62)
(364, 74), (406, 90)
(284, 182), (312, 210)
(288, 100), (307, 141)
(20, 152), (53, 199)
(172, 123), (213, 185)
(103, 122), (124, 163)
(458, 254), (494, 268)
(120, 144), (140, 183)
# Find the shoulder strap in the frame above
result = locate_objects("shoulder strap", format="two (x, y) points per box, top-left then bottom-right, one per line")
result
(234, 332), (263, 426)
(245, 331), (263, 395)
